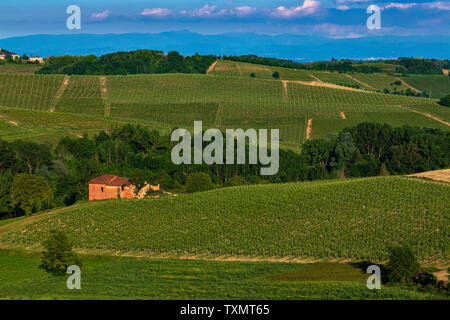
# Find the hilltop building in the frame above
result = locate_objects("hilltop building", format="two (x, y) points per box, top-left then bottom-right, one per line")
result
(29, 56), (45, 63)
(88, 174), (160, 201)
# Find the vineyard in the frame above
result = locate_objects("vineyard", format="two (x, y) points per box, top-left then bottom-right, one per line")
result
(400, 75), (450, 98)
(2, 177), (448, 262)
(0, 71), (448, 148)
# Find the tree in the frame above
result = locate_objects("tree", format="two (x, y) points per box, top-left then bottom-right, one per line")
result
(40, 230), (82, 276)
(250, 73), (256, 78)
(0, 140), (15, 173)
(185, 172), (214, 193)
(10, 174), (53, 215)
(438, 94), (450, 107)
(331, 132), (355, 169)
(11, 141), (52, 174)
(272, 71), (280, 79)
(301, 139), (334, 167)
(386, 246), (421, 285)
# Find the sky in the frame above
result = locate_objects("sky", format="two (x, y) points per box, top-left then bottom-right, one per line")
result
(0, 0), (449, 39)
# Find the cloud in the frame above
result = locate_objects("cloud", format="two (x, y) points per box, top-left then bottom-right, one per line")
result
(424, 1), (450, 10)
(91, 10), (113, 21)
(234, 6), (257, 17)
(336, 5), (350, 10)
(141, 8), (172, 17)
(271, 0), (320, 18)
(180, 5), (228, 18)
(383, 3), (418, 10)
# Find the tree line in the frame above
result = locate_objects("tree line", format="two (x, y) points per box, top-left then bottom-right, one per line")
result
(0, 123), (448, 219)
(37, 50), (217, 75)
(224, 55), (450, 75)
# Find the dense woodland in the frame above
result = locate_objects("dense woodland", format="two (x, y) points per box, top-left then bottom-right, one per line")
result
(37, 50), (217, 75)
(0, 123), (448, 220)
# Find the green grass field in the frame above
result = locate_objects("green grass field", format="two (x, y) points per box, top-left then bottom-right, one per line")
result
(0, 250), (443, 300)
(2, 177), (448, 261)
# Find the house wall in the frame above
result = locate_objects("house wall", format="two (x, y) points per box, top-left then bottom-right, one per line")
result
(89, 184), (119, 201)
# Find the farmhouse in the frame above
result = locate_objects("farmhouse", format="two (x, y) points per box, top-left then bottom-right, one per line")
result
(88, 174), (160, 201)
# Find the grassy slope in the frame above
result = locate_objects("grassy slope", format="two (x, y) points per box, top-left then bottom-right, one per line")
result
(2, 177), (448, 261)
(0, 250), (442, 300)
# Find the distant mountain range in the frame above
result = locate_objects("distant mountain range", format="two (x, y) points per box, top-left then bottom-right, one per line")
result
(0, 31), (449, 61)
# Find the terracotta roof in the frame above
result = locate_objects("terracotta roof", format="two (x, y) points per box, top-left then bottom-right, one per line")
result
(88, 175), (132, 187)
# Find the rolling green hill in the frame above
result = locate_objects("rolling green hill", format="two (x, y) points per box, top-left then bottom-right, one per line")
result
(0, 70), (449, 148)
(2, 177), (448, 261)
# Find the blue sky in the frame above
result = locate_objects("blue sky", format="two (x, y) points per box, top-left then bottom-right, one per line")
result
(0, 1), (449, 38)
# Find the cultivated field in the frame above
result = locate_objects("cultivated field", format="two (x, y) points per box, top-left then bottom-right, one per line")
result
(401, 75), (450, 98)
(2, 177), (448, 262)
(0, 70), (448, 148)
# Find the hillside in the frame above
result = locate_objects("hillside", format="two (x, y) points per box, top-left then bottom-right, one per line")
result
(0, 68), (448, 148)
(2, 177), (448, 262)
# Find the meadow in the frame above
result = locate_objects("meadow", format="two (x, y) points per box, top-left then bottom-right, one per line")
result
(0, 250), (441, 300)
(2, 177), (448, 262)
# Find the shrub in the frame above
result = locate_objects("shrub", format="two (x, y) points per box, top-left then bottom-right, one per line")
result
(438, 94), (450, 107)
(272, 71), (280, 79)
(185, 172), (214, 193)
(250, 73), (256, 78)
(386, 246), (421, 285)
(39, 230), (82, 276)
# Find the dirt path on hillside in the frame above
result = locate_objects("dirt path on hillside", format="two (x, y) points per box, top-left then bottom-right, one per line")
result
(409, 169), (450, 183)
(285, 80), (369, 93)
(206, 61), (218, 74)
(398, 105), (450, 127)
(308, 73), (323, 82)
(344, 74), (375, 89)
(306, 119), (313, 140)
(49, 76), (70, 112)
(395, 77), (422, 94)
(282, 81), (289, 100)
(214, 103), (223, 128)
(100, 77), (111, 117)
(340, 112), (346, 120)
(235, 63), (243, 76)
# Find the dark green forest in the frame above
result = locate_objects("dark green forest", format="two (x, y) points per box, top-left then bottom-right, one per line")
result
(37, 50), (217, 75)
(1, 123), (448, 220)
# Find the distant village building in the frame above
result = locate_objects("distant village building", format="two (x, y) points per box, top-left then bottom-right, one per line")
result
(88, 174), (160, 201)
(29, 56), (45, 63)
(443, 69), (449, 76)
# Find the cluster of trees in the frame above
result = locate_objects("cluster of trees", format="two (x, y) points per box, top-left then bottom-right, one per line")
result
(1, 123), (448, 220)
(390, 57), (450, 75)
(37, 50), (217, 75)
